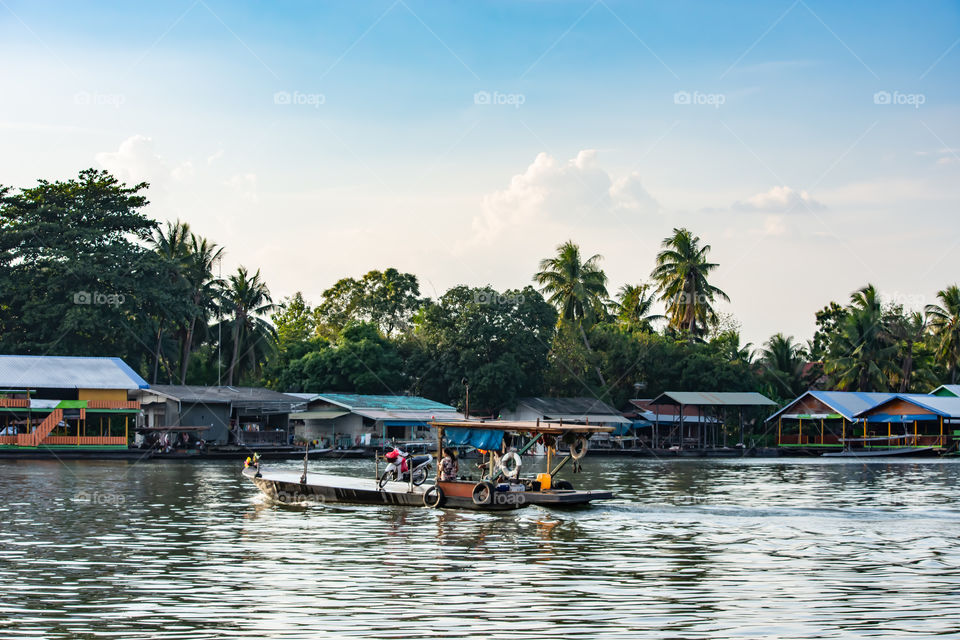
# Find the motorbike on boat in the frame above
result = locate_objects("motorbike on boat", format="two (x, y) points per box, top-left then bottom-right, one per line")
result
(379, 447), (432, 488)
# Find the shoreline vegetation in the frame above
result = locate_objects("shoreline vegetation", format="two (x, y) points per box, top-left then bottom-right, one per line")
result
(2, 169), (959, 421)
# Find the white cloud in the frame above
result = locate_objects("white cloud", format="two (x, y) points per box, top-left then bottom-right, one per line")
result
(473, 150), (660, 238)
(95, 135), (195, 187)
(732, 185), (825, 212)
(95, 135), (167, 185)
(226, 173), (258, 201)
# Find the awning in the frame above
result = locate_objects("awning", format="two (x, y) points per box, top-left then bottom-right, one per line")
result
(290, 410), (349, 420)
(544, 413), (631, 425)
(443, 427), (504, 450)
(136, 426), (211, 432)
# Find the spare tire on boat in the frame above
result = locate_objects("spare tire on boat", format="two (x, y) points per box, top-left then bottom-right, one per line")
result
(423, 485), (444, 508)
(569, 436), (589, 460)
(471, 481), (494, 505)
(553, 480), (574, 490)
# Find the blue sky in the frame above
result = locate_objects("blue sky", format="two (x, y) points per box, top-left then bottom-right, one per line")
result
(2, 0), (958, 345)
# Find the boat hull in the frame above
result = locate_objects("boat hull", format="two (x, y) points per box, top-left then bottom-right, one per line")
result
(243, 468), (523, 511)
(822, 446), (937, 458)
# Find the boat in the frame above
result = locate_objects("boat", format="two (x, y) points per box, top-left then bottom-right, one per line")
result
(241, 419), (615, 510)
(426, 419), (615, 507)
(822, 434), (939, 458)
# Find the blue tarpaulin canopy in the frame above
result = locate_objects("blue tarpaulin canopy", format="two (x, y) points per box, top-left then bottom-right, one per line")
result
(443, 427), (504, 450)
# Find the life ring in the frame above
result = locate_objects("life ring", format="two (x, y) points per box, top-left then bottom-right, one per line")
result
(423, 485), (445, 508)
(570, 436), (589, 460)
(499, 451), (522, 478)
(471, 481), (493, 505)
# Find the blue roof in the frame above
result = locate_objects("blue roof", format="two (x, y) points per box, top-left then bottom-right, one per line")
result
(766, 390), (895, 422)
(930, 384), (960, 397)
(315, 393), (455, 412)
(856, 394), (960, 420)
(0, 355), (149, 390)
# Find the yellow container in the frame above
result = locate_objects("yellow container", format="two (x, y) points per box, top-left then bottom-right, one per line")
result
(536, 473), (551, 490)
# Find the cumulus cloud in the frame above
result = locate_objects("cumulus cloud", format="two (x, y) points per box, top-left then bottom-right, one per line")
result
(473, 150), (659, 238)
(95, 135), (195, 187)
(226, 173), (258, 201)
(732, 185), (825, 213)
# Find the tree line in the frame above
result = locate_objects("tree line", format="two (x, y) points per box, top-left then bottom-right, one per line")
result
(2, 170), (959, 414)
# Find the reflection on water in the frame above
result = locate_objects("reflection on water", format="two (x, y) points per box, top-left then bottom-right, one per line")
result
(2, 456), (959, 638)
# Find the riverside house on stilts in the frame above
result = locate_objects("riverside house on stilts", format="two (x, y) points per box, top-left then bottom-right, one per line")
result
(0, 355), (147, 455)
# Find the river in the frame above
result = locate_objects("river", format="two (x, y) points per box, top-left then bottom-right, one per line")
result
(1, 456), (958, 639)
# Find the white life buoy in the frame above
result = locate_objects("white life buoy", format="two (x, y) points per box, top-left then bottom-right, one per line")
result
(499, 451), (522, 478)
(570, 436), (589, 460)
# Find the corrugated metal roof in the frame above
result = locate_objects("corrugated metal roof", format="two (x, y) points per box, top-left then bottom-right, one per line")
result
(543, 413), (631, 425)
(352, 408), (463, 422)
(289, 410), (350, 420)
(857, 393), (960, 419)
(930, 385), (960, 398)
(766, 390), (894, 422)
(315, 393), (456, 412)
(0, 355), (148, 390)
(149, 385), (305, 412)
(516, 397), (624, 417)
(649, 391), (777, 407)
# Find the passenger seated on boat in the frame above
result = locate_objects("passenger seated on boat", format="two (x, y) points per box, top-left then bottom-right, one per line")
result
(439, 448), (458, 481)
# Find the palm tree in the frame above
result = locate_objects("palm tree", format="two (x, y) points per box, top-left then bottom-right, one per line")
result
(760, 333), (807, 398)
(148, 220), (193, 383)
(926, 285), (960, 383)
(651, 228), (729, 336)
(534, 240), (609, 386)
(824, 284), (897, 391)
(884, 309), (929, 392)
(614, 283), (663, 332)
(221, 266), (276, 385)
(178, 233), (224, 383)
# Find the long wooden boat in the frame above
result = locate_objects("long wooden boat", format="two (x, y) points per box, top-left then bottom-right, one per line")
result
(428, 419), (616, 507)
(242, 467), (524, 511)
(823, 446), (936, 458)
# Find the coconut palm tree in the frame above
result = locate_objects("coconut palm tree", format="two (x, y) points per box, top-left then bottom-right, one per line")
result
(613, 283), (663, 333)
(651, 228), (729, 336)
(178, 233), (224, 383)
(147, 220), (193, 383)
(534, 240), (609, 386)
(221, 266), (276, 385)
(926, 285), (960, 384)
(760, 333), (807, 397)
(824, 284), (897, 391)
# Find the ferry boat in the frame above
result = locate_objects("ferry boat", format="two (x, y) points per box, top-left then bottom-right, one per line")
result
(241, 419), (615, 510)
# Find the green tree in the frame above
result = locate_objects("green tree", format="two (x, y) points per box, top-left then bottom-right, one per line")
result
(0, 169), (187, 375)
(534, 240), (609, 386)
(613, 283), (663, 333)
(651, 228), (729, 336)
(823, 285), (897, 391)
(220, 266), (276, 385)
(315, 268), (421, 338)
(926, 285), (960, 384)
(413, 285), (556, 415)
(759, 333), (807, 399)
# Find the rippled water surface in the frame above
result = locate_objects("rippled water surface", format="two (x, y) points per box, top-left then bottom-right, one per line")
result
(2, 456), (960, 639)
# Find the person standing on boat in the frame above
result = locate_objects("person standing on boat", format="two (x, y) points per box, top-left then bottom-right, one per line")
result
(439, 448), (458, 481)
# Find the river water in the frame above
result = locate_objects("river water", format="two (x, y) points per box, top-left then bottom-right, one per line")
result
(1, 456), (959, 639)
